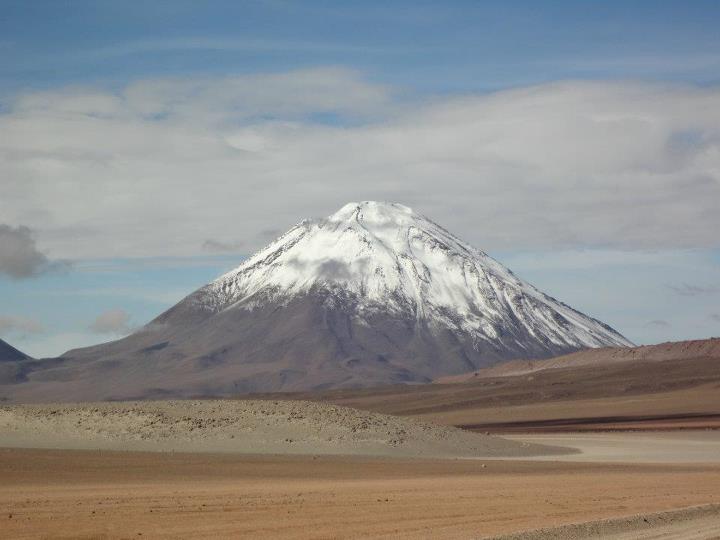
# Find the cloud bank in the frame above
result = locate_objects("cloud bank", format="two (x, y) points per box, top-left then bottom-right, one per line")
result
(202, 239), (245, 253)
(1, 69), (719, 258)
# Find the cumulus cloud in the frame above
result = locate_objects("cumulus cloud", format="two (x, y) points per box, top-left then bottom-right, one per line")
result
(1, 70), (719, 259)
(647, 319), (671, 327)
(88, 309), (132, 334)
(0, 224), (64, 279)
(0, 315), (44, 337)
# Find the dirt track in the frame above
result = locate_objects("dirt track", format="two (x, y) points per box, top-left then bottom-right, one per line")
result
(491, 503), (720, 539)
(2, 448), (720, 539)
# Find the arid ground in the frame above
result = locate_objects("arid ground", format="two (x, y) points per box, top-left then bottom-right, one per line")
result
(2, 447), (720, 539)
(2, 350), (720, 538)
(0, 400), (566, 458)
(271, 355), (720, 432)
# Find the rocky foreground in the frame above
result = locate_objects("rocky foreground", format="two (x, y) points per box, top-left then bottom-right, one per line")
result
(0, 399), (572, 458)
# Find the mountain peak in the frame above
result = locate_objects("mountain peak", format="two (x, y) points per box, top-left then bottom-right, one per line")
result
(328, 201), (417, 224)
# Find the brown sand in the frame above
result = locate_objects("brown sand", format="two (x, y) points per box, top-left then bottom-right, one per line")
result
(3, 353), (719, 538)
(0, 400), (568, 458)
(2, 448), (720, 539)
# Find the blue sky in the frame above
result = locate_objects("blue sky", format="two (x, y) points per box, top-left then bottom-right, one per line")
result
(1, 1), (719, 356)
(3, 0), (720, 93)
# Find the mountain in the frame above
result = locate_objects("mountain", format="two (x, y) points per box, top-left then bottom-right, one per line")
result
(0, 339), (33, 389)
(0, 339), (31, 362)
(8, 202), (631, 401)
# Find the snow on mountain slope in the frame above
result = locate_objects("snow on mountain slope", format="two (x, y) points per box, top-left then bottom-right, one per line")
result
(187, 201), (631, 352)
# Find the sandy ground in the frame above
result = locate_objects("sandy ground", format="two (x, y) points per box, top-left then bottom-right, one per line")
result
(2, 448), (720, 539)
(0, 400), (568, 458)
(506, 431), (720, 464)
(2, 391), (719, 538)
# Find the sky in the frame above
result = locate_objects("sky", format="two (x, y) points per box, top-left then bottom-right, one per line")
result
(1, 0), (720, 357)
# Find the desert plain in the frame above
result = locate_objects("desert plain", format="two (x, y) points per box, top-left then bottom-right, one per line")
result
(2, 345), (720, 539)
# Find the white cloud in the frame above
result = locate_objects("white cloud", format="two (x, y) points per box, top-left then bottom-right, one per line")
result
(71, 37), (407, 61)
(201, 239), (245, 253)
(1, 71), (719, 259)
(88, 309), (132, 334)
(492, 249), (702, 272)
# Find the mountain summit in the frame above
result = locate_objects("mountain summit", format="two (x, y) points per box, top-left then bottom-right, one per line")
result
(56, 201), (630, 399)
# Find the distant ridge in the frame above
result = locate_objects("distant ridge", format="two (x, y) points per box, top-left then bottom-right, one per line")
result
(435, 337), (720, 382)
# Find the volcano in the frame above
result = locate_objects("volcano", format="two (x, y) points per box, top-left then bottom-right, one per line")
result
(44, 201), (632, 399)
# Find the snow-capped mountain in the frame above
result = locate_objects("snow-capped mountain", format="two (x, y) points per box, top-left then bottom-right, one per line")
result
(53, 201), (630, 399)
(190, 201), (630, 351)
